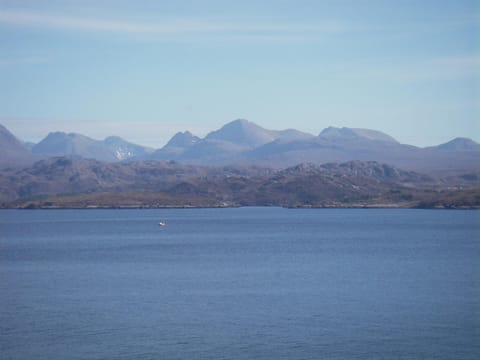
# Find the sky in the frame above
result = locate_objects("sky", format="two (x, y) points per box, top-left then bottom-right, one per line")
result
(0, 0), (478, 148)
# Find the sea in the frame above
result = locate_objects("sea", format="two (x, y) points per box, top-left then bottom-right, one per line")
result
(0, 207), (479, 360)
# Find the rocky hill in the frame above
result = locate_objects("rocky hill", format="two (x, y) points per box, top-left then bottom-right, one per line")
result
(1, 157), (478, 209)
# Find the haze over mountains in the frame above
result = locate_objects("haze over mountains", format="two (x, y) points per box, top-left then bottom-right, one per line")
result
(2, 119), (479, 175)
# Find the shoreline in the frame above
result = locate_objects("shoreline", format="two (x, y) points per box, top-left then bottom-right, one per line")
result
(2, 203), (478, 210)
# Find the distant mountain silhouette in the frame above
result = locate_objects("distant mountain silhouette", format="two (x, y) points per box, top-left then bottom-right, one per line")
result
(1, 120), (479, 175)
(433, 137), (480, 152)
(32, 132), (153, 162)
(102, 136), (154, 160)
(205, 119), (312, 147)
(205, 119), (277, 147)
(0, 124), (36, 168)
(150, 119), (313, 163)
(147, 131), (200, 160)
(319, 126), (399, 143)
(148, 120), (479, 175)
(165, 131), (200, 148)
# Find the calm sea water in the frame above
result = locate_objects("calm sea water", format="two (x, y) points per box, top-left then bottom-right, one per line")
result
(0, 208), (479, 360)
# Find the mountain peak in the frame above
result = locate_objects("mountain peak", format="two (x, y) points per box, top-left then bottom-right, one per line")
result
(32, 132), (95, 156)
(230, 118), (250, 125)
(165, 131), (200, 148)
(32, 131), (151, 161)
(319, 126), (398, 143)
(0, 123), (33, 168)
(216, 119), (256, 132)
(205, 119), (277, 147)
(319, 127), (356, 138)
(436, 137), (480, 151)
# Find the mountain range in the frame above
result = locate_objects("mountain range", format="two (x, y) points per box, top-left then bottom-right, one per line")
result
(31, 131), (154, 162)
(1, 119), (479, 175)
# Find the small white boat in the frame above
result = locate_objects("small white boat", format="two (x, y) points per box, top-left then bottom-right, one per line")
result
(158, 221), (166, 227)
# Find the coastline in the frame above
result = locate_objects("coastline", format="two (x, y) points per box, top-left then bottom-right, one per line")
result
(3, 202), (478, 210)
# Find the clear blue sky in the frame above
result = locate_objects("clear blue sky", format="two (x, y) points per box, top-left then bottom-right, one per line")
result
(0, 0), (478, 148)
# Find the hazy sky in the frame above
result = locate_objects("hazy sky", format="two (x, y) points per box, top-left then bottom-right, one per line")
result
(0, 0), (478, 148)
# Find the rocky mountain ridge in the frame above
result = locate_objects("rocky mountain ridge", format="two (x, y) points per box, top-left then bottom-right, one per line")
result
(31, 131), (154, 162)
(1, 120), (479, 175)
(0, 156), (478, 209)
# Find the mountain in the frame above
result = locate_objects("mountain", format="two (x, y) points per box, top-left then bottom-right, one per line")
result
(205, 119), (312, 147)
(319, 126), (399, 143)
(32, 132), (102, 157)
(148, 131), (201, 160)
(207, 119), (314, 144)
(137, 120), (480, 174)
(2, 120), (479, 175)
(103, 136), (154, 160)
(150, 119), (314, 163)
(434, 137), (480, 152)
(32, 132), (153, 162)
(247, 130), (415, 167)
(0, 124), (36, 168)
(205, 119), (277, 147)
(165, 131), (200, 148)
(244, 127), (480, 175)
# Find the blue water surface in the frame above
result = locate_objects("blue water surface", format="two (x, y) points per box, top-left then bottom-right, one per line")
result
(1, 208), (479, 360)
